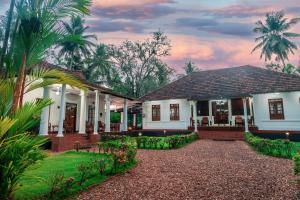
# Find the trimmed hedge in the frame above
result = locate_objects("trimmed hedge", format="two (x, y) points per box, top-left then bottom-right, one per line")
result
(136, 133), (198, 150)
(244, 132), (295, 159)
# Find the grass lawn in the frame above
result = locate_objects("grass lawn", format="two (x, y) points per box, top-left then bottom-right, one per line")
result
(14, 151), (135, 200)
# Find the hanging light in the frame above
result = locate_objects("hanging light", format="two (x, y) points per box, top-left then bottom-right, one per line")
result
(55, 86), (60, 95)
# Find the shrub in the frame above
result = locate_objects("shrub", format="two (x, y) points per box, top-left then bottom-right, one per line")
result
(136, 132), (198, 150)
(77, 162), (93, 186)
(92, 158), (106, 176)
(45, 171), (75, 200)
(294, 153), (300, 175)
(244, 132), (295, 158)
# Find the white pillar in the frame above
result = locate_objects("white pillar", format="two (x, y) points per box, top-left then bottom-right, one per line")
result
(123, 99), (128, 131)
(243, 97), (249, 132)
(208, 100), (212, 126)
(193, 101), (197, 132)
(249, 98), (253, 116)
(133, 114), (137, 127)
(228, 99), (232, 126)
(79, 89), (87, 134)
(39, 86), (50, 136)
(57, 84), (66, 137)
(105, 94), (111, 132)
(93, 90), (100, 134)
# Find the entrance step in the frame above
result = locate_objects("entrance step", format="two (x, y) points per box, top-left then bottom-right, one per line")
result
(198, 131), (244, 141)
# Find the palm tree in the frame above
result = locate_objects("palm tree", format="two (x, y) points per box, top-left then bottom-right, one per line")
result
(184, 61), (198, 74)
(10, 0), (91, 111)
(0, 0), (16, 68)
(57, 16), (96, 70)
(252, 11), (300, 68)
(85, 44), (112, 82)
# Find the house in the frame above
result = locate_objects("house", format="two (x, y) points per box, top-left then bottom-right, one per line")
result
(140, 65), (300, 137)
(23, 63), (138, 151)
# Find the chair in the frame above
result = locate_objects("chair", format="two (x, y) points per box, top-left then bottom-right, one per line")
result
(48, 123), (52, 133)
(63, 120), (73, 134)
(98, 121), (105, 132)
(235, 116), (244, 126)
(86, 121), (93, 134)
(202, 117), (209, 126)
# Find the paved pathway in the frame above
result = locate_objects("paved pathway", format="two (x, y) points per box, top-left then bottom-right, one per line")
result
(76, 140), (297, 200)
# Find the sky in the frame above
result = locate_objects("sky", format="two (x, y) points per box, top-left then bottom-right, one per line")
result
(1, 0), (300, 73)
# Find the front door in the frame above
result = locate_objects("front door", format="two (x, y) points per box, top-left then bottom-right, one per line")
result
(65, 103), (77, 132)
(212, 100), (228, 125)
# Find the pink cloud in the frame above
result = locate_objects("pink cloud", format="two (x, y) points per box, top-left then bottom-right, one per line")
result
(92, 0), (174, 8)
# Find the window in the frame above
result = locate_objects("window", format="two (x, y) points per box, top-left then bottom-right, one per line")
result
(88, 105), (95, 123)
(152, 105), (160, 121)
(170, 104), (179, 120)
(268, 98), (284, 120)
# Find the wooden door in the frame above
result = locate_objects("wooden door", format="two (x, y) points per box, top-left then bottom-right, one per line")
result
(65, 103), (77, 132)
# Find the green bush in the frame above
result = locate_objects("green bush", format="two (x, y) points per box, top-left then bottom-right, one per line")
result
(244, 132), (295, 158)
(294, 153), (300, 175)
(101, 133), (126, 141)
(136, 133), (198, 150)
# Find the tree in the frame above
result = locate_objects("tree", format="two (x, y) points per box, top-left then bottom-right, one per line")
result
(184, 61), (198, 74)
(84, 44), (113, 82)
(10, 0), (91, 111)
(252, 11), (300, 69)
(107, 31), (173, 98)
(0, 0), (16, 67)
(56, 15), (96, 70)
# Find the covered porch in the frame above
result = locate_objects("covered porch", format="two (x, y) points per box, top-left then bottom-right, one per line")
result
(189, 97), (256, 139)
(37, 84), (139, 151)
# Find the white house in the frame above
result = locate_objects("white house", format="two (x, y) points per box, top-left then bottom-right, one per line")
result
(140, 65), (300, 133)
(23, 63), (137, 151)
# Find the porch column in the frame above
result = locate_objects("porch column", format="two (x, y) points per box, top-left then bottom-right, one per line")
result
(228, 99), (232, 125)
(93, 90), (100, 134)
(105, 94), (111, 132)
(79, 89), (87, 134)
(39, 86), (50, 136)
(57, 84), (66, 137)
(123, 99), (128, 131)
(120, 112), (123, 131)
(243, 97), (249, 132)
(208, 100), (212, 126)
(133, 114), (137, 127)
(193, 101), (197, 132)
(249, 98), (253, 116)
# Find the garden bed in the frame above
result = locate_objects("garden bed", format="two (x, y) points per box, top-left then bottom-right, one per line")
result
(244, 132), (297, 159)
(14, 139), (137, 200)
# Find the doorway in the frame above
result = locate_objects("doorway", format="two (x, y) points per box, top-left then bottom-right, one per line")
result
(212, 100), (229, 125)
(65, 103), (77, 132)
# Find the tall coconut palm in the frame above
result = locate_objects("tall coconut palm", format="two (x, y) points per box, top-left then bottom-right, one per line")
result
(10, 0), (91, 111)
(252, 11), (300, 68)
(57, 16), (96, 70)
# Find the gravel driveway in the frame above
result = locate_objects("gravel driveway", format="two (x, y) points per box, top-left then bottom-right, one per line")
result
(75, 140), (297, 200)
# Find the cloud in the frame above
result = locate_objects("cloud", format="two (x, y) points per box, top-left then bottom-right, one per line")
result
(87, 20), (145, 33)
(91, 0), (177, 20)
(91, 4), (177, 20)
(92, 0), (175, 8)
(176, 18), (254, 37)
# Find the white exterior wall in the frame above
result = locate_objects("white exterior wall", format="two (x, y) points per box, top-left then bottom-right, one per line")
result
(23, 86), (106, 132)
(253, 91), (300, 131)
(142, 99), (191, 130)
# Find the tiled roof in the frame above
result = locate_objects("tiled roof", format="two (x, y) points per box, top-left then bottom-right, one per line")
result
(140, 65), (300, 101)
(38, 62), (134, 100)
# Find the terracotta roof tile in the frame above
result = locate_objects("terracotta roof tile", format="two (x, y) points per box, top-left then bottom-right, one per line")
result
(140, 65), (300, 101)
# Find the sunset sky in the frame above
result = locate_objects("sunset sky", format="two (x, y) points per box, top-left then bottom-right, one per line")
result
(1, 0), (300, 72)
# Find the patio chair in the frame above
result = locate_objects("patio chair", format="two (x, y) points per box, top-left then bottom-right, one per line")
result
(235, 116), (244, 126)
(86, 122), (93, 134)
(98, 121), (105, 132)
(63, 120), (74, 134)
(202, 117), (209, 126)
